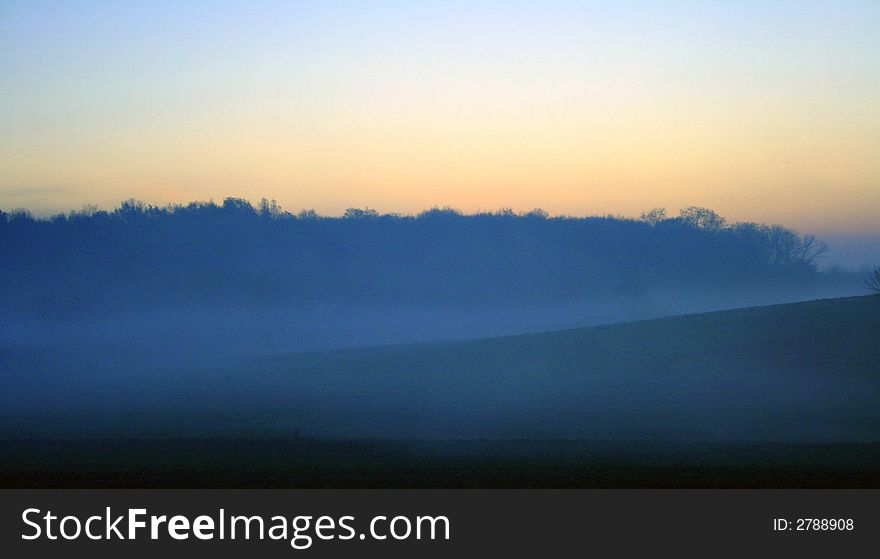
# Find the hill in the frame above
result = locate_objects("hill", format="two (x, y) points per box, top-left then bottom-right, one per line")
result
(2, 295), (879, 487)
(3, 295), (877, 442)
(221, 294), (880, 441)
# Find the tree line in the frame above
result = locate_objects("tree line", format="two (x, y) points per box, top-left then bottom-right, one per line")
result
(0, 198), (848, 317)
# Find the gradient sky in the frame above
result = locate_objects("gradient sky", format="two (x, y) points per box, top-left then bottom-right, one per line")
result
(1, 0), (879, 236)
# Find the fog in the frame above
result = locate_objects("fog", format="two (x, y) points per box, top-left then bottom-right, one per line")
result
(820, 233), (880, 271)
(3, 296), (877, 444)
(1, 200), (873, 443)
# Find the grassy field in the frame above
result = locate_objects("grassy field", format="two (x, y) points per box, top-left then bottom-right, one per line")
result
(1, 295), (878, 487)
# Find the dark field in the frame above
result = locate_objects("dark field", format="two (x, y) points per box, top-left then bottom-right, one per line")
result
(1, 439), (879, 488)
(3, 296), (878, 442)
(2, 296), (878, 487)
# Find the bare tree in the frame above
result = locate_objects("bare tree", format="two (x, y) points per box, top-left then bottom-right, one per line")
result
(866, 266), (880, 294)
(798, 234), (828, 266)
(639, 207), (667, 225)
(767, 225), (801, 268)
(258, 198), (282, 218)
(679, 206), (726, 230)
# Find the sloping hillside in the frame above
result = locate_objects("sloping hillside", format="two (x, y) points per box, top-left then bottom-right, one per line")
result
(1, 296), (878, 442)
(2, 296), (879, 487)
(226, 295), (880, 441)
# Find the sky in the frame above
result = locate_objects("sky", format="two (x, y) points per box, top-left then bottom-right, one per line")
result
(1, 0), (879, 242)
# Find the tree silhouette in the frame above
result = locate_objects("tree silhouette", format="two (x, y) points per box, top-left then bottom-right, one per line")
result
(0, 198), (849, 318)
(639, 207), (667, 225)
(866, 266), (880, 294)
(679, 206), (726, 231)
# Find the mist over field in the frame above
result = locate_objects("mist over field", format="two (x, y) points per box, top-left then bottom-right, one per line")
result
(1, 199), (875, 448)
(3, 296), (878, 444)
